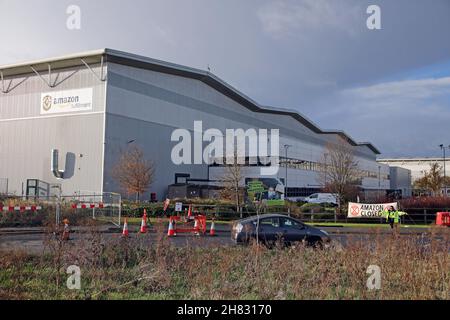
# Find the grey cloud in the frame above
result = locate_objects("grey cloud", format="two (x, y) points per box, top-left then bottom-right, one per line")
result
(310, 76), (450, 158)
(0, 0), (449, 158)
(257, 0), (363, 38)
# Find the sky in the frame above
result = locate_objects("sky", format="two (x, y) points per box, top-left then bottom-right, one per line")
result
(1, 0), (449, 158)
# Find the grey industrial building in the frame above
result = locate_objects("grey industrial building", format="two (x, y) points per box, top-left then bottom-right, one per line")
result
(0, 49), (391, 200)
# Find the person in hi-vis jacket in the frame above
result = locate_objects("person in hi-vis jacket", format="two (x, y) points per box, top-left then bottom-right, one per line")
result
(381, 206), (408, 233)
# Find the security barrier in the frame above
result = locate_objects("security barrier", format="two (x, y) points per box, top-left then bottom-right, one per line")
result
(71, 203), (105, 209)
(0, 204), (42, 212)
(68, 192), (122, 227)
(436, 212), (450, 226)
(169, 215), (207, 236)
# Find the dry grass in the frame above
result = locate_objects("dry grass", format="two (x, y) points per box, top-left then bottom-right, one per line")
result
(0, 223), (448, 300)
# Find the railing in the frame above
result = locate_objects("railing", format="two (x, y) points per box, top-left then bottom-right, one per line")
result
(2, 192), (447, 226)
(0, 178), (8, 195)
(119, 203), (448, 225)
(0, 192), (122, 227)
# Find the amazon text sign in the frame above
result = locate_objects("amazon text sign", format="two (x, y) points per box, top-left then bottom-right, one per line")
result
(348, 202), (398, 218)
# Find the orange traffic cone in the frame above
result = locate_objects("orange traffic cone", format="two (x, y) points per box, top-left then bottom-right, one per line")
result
(122, 218), (129, 238)
(167, 219), (176, 237)
(62, 218), (70, 241)
(140, 212), (148, 234)
(187, 205), (193, 219)
(209, 220), (216, 236)
(194, 218), (200, 236)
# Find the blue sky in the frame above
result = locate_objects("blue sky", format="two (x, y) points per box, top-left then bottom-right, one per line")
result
(1, 0), (449, 158)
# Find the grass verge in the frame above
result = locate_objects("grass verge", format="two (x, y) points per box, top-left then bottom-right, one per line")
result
(0, 221), (448, 300)
(306, 222), (431, 228)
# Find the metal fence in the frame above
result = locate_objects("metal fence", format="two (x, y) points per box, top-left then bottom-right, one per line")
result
(0, 192), (122, 228)
(64, 192), (122, 227)
(0, 178), (8, 195)
(2, 191), (446, 227)
(119, 203), (447, 225)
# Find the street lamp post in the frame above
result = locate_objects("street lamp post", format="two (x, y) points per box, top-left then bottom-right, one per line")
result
(207, 150), (212, 181)
(283, 144), (292, 199)
(324, 153), (329, 188)
(440, 144), (449, 196)
(378, 165), (381, 197)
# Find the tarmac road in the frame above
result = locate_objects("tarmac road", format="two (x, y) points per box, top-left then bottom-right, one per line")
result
(1, 224), (448, 255)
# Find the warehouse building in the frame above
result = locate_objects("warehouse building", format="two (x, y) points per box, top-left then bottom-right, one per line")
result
(378, 158), (448, 197)
(0, 49), (390, 200)
(386, 166), (413, 198)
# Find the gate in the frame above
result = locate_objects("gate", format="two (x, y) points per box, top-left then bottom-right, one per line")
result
(67, 191), (122, 227)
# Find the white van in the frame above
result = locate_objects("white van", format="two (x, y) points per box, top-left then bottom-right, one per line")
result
(303, 193), (338, 205)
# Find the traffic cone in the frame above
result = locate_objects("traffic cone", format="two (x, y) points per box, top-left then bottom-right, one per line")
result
(187, 205), (193, 219)
(62, 218), (70, 241)
(140, 212), (148, 234)
(209, 220), (216, 236)
(194, 218), (200, 236)
(194, 218), (198, 230)
(167, 219), (176, 237)
(122, 218), (129, 238)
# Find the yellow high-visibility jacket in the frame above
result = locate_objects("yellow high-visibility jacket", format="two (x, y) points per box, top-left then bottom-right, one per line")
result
(381, 210), (408, 223)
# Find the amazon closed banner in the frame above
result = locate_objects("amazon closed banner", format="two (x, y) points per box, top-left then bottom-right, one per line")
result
(348, 202), (398, 218)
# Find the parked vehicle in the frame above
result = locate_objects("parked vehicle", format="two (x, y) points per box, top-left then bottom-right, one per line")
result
(303, 193), (338, 206)
(231, 214), (330, 247)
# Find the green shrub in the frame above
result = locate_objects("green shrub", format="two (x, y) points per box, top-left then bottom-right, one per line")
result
(299, 203), (323, 213)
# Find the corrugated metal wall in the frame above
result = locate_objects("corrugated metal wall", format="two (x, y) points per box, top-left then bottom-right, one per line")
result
(104, 62), (386, 200)
(0, 56), (386, 199)
(0, 65), (106, 196)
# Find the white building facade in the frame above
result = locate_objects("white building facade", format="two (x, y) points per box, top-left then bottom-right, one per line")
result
(378, 158), (449, 196)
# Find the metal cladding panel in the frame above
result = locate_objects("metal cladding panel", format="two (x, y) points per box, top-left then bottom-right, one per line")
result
(0, 65), (106, 195)
(389, 167), (412, 196)
(105, 63), (376, 161)
(103, 114), (206, 199)
(104, 62), (384, 198)
(0, 114), (104, 195)
(0, 65), (106, 119)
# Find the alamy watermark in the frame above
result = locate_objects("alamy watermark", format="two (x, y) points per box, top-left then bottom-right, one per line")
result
(366, 265), (381, 290)
(171, 121), (280, 175)
(66, 5), (81, 30)
(367, 5), (381, 30)
(66, 265), (81, 290)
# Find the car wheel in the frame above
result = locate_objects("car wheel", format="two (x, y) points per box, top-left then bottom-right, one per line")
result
(307, 237), (323, 249)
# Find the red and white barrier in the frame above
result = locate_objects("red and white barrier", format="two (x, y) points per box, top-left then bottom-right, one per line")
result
(0, 205), (42, 212)
(71, 203), (106, 209)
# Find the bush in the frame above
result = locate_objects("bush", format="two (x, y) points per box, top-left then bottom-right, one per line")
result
(299, 203), (323, 213)
(399, 197), (450, 210)
(1, 225), (448, 300)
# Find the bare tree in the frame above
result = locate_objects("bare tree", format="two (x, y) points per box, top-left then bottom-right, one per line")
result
(220, 153), (244, 214)
(317, 137), (361, 210)
(112, 146), (155, 201)
(414, 163), (448, 196)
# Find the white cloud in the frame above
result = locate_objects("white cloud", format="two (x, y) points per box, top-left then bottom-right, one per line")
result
(310, 76), (450, 157)
(257, 0), (362, 38)
(344, 77), (450, 100)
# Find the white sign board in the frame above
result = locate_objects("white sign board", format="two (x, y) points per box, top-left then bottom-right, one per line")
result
(41, 88), (93, 114)
(348, 202), (398, 218)
(175, 202), (183, 212)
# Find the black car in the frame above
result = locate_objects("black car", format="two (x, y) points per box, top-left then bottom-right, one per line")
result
(231, 214), (330, 247)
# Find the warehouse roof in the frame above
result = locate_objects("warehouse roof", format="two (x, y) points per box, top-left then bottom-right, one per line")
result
(378, 158), (447, 162)
(0, 48), (380, 154)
